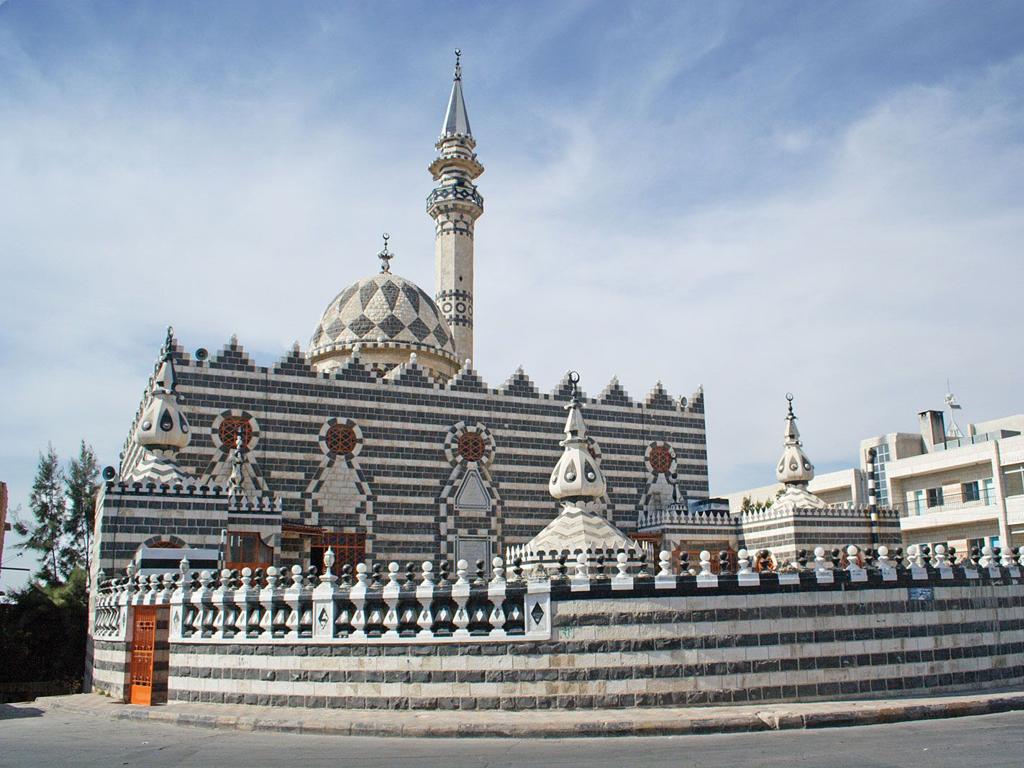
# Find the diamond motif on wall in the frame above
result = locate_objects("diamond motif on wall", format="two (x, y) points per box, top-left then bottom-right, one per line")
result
(433, 325), (450, 347)
(379, 280), (400, 310)
(378, 314), (404, 339)
(408, 318), (432, 341)
(348, 315), (374, 337)
(531, 602), (545, 625)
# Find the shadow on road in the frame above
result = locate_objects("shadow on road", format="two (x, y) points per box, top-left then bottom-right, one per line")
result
(0, 703), (44, 720)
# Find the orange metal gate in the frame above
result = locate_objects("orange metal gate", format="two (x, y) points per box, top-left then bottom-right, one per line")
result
(129, 606), (157, 705)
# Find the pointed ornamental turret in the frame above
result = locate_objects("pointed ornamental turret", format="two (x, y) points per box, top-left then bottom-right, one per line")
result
(135, 327), (191, 451)
(549, 372), (606, 502)
(776, 393), (814, 486)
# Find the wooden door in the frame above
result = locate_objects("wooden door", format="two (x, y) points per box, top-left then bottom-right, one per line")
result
(129, 606), (157, 705)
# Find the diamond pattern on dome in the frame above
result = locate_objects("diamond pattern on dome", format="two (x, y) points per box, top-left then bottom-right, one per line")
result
(348, 315), (374, 338)
(378, 313), (404, 339)
(335, 284), (359, 311)
(325, 318), (345, 339)
(379, 280), (400, 310)
(401, 283), (420, 313)
(358, 281), (379, 309)
(310, 272), (458, 359)
(408, 318), (432, 341)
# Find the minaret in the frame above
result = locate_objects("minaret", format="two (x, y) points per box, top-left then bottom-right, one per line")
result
(428, 49), (484, 366)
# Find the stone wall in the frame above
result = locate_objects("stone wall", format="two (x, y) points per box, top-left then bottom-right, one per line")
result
(109, 340), (707, 571)
(91, 559), (1024, 710)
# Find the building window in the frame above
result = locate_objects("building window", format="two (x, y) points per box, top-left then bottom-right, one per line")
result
(457, 432), (486, 462)
(1005, 465), (1024, 497)
(871, 443), (890, 507)
(913, 490), (925, 516)
(325, 423), (358, 455)
(226, 532), (273, 571)
(962, 481), (980, 503)
(219, 417), (252, 449)
(982, 477), (995, 504)
(310, 531), (366, 577)
(926, 487), (944, 508)
(649, 445), (673, 474)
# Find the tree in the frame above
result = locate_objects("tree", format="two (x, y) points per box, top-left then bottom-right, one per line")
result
(14, 444), (67, 586)
(63, 441), (100, 576)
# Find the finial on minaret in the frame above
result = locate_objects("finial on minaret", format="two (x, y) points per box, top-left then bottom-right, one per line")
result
(377, 233), (394, 273)
(454, 49), (462, 81)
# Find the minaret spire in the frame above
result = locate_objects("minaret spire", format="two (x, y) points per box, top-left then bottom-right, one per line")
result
(429, 49), (484, 367)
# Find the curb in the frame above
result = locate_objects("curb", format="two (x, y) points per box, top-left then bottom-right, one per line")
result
(35, 692), (1024, 738)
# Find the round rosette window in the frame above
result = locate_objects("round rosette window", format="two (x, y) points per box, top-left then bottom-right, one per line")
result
(319, 418), (363, 458)
(648, 444), (673, 474)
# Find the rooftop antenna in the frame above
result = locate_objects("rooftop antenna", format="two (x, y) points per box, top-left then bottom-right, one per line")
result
(944, 379), (964, 441)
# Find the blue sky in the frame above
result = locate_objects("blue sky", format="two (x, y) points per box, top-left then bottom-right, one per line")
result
(2, 1), (1023, 590)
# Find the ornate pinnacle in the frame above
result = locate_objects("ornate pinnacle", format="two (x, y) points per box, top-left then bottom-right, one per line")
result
(454, 49), (462, 81)
(378, 233), (394, 273)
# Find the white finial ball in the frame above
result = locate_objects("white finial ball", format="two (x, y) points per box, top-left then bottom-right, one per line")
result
(699, 550), (711, 562)
(846, 545), (859, 557)
(465, 358), (472, 369)
(291, 564), (302, 576)
(934, 543), (946, 555)
(738, 548), (749, 559)
(421, 561), (433, 573)
(492, 556), (503, 569)
(577, 552), (588, 565)
(388, 561), (399, 574)
(814, 546), (825, 557)
(877, 545), (889, 556)
(616, 551), (628, 564)
(409, 352), (417, 364)
(356, 562), (367, 574)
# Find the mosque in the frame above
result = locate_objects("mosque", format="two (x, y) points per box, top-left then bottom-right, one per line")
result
(91, 54), (714, 582)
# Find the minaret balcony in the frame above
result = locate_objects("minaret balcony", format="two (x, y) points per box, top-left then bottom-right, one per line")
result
(426, 184), (484, 215)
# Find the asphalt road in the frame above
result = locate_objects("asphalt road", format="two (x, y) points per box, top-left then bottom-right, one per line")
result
(2, 705), (1023, 768)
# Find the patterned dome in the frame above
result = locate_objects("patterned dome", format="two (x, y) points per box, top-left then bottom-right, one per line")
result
(309, 271), (459, 370)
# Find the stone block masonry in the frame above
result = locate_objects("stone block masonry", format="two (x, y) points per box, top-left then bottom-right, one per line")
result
(90, 552), (1024, 710)
(112, 342), (706, 570)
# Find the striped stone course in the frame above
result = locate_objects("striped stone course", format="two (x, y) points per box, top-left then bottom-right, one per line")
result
(119, 578), (1024, 710)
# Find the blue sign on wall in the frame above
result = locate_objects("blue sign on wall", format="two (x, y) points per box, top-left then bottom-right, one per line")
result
(908, 586), (934, 602)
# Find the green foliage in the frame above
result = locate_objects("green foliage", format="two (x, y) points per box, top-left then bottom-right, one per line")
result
(14, 444), (66, 586)
(0, 568), (88, 688)
(13, 441), (100, 587)
(63, 441), (100, 576)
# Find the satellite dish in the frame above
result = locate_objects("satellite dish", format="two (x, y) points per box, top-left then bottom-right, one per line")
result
(195, 348), (209, 361)
(102, 466), (116, 481)
(679, 397), (688, 408)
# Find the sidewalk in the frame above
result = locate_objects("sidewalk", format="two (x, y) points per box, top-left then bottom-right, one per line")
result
(18, 690), (1024, 738)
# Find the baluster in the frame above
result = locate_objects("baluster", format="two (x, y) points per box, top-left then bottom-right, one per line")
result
(416, 561), (435, 638)
(452, 559), (471, 638)
(382, 562), (401, 639)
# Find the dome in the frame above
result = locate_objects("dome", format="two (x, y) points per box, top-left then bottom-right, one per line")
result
(309, 271), (461, 379)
